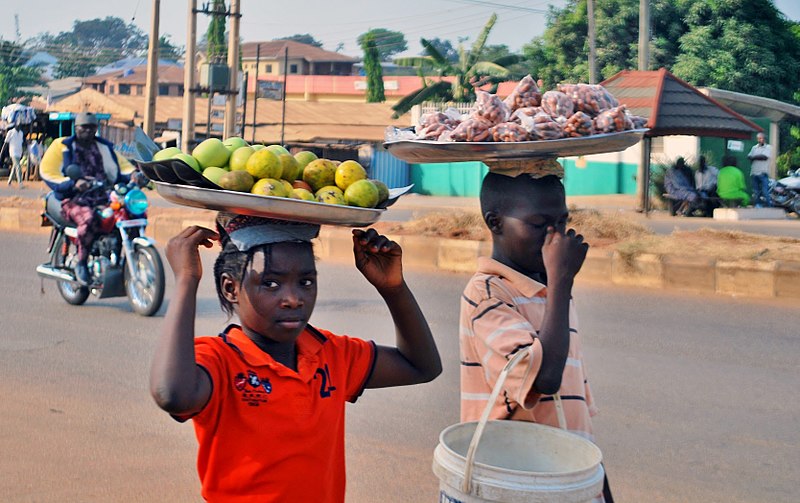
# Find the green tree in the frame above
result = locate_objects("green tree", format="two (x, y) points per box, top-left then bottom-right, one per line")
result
(206, 0), (228, 63)
(31, 17), (148, 77)
(158, 35), (184, 62)
(522, 0), (689, 89)
(424, 38), (458, 63)
(361, 33), (385, 103)
(391, 13), (517, 117)
(277, 34), (323, 48)
(672, 0), (800, 102)
(0, 40), (42, 105)
(357, 28), (407, 61)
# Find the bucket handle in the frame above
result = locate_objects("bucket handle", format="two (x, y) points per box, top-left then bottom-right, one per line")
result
(461, 345), (567, 494)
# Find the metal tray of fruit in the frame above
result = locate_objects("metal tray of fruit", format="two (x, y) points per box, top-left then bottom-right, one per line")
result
(383, 128), (648, 164)
(152, 181), (413, 227)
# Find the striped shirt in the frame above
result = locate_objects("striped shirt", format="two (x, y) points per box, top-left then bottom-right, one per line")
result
(459, 257), (598, 441)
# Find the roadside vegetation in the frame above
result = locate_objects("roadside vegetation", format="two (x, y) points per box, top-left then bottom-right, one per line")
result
(383, 207), (800, 263)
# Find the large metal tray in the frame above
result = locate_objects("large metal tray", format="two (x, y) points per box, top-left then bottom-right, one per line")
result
(153, 182), (412, 227)
(383, 129), (648, 164)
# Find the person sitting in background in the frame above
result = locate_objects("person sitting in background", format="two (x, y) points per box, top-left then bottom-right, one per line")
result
(695, 156), (719, 196)
(716, 156), (751, 207)
(694, 156), (720, 216)
(664, 157), (701, 216)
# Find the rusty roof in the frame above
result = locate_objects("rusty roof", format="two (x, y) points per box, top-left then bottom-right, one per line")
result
(83, 65), (186, 85)
(49, 88), (406, 143)
(601, 69), (762, 139)
(241, 40), (356, 63)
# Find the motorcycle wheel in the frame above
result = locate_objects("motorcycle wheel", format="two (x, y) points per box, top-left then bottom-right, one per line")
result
(791, 200), (800, 217)
(124, 245), (165, 317)
(53, 232), (90, 305)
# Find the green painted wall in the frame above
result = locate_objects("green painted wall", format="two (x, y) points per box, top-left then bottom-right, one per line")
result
(410, 159), (638, 197)
(409, 161), (489, 197)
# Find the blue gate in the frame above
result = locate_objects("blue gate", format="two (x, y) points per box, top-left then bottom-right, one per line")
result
(370, 149), (411, 189)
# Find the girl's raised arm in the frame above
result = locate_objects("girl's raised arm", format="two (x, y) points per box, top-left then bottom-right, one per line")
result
(351, 229), (442, 388)
(149, 226), (218, 415)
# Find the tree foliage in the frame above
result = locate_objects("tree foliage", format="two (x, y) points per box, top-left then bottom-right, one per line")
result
(672, 0), (800, 102)
(423, 38), (458, 62)
(158, 35), (184, 62)
(522, 0), (800, 104)
(276, 34), (323, 48)
(206, 0), (228, 63)
(29, 17), (148, 78)
(357, 29), (407, 62)
(522, 0), (688, 89)
(392, 13), (517, 117)
(0, 40), (42, 105)
(360, 33), (385, 103)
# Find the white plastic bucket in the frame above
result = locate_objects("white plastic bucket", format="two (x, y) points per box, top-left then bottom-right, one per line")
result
(433, 348), (604, 502)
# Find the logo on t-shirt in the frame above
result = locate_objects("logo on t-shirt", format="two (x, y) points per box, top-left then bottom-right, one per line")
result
(233, 370), (272, 406)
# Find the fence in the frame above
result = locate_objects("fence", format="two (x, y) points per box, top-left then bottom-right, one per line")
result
(410, 102), (474, 124)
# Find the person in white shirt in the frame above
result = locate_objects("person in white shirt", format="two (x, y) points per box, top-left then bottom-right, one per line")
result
(2, 126), (25, 188)
(695, 156), (719, 194)
(747, 132), (772, 207)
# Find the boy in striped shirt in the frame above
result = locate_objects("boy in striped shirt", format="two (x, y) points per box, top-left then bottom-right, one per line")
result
(459, 172), (611, 501)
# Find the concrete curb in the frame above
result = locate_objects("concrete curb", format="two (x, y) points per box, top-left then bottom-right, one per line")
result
(4, 205), (799, 300)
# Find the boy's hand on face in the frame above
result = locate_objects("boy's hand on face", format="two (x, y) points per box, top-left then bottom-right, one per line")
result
(166, 226), (219, 283)
(352, 228), (404, 292)
(542, 226), (589, 283)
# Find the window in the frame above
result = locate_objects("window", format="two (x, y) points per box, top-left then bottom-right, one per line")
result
(266, 64), (273, 73)
(118, 84), (131, 95)
(158, 84), (170, 95)
(290, 64), (298, 74)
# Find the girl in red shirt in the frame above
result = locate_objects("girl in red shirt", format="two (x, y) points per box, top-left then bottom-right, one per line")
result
(149, 214), (441, 502)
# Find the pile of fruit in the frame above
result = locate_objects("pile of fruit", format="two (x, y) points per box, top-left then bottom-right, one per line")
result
(151, 137), (390, 209)
(413, 75), (648, 143)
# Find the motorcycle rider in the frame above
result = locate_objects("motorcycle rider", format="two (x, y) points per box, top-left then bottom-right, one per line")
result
(40, 112), (137, 285)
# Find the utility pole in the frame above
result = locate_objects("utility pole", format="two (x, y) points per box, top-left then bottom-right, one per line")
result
(224, 0), (241, 139)
(280, 46), (288, 146)
(638, 0), (650, 71)
(636, 0), (652, 212)
(143, 0), (160, 137)
(587, 0), (597, 84)
(251, 43), (260, 144)
(181, 0), (197, 152)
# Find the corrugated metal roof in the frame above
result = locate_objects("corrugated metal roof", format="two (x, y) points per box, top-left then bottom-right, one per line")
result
(601, 69), (761, 139)
(49, 88), (406, 143)
(241, 40), (356, 63)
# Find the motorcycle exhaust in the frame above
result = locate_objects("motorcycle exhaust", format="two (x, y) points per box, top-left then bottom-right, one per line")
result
(36, 264), (77, 283)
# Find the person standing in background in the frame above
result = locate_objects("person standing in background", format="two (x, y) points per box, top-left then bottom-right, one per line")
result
(2, 125), (25, 188)
(747, 132), (772, 207)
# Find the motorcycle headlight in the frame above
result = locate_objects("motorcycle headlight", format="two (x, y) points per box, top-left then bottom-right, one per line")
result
(124, 188), (148, 216)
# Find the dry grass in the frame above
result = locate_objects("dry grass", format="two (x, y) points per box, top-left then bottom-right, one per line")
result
(386, 210), (491, 241)
(383, 206), (800, 263)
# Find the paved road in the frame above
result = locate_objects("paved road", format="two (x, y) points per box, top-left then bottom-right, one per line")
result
(1, 230), (799, 502)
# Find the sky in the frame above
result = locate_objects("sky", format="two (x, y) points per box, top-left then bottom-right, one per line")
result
(2, 0), (800, 59)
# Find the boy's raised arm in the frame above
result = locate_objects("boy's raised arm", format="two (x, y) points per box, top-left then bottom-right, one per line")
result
(149, 226), (217, 415)
(534, 227), (588, 395)
(351, 229), (442, 388)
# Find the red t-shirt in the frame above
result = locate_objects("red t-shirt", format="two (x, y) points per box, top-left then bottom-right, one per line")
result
(183, 324), (376, 502)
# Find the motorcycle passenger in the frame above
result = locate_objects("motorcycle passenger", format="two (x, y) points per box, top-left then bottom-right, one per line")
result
(40, 112), (137, 285)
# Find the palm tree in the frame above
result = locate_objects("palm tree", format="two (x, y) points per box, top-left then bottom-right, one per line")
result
(391, 13), (518, 118)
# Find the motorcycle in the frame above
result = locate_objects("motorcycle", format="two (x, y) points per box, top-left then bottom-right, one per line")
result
(36, 166), (165, 316)
(770, 169), (800, 217)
